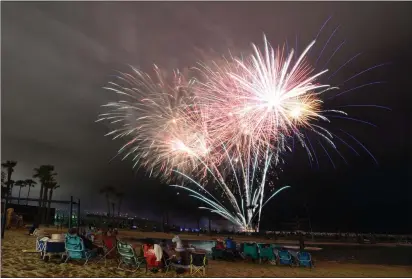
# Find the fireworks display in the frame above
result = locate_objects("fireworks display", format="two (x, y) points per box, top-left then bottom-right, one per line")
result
(97, 65), (216, 181)
(99, 27), (383, 231)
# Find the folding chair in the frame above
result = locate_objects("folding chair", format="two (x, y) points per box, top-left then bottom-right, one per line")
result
(277, 249), (293, 267)
(297, 251), (314, 268)
(64, 234), (93, 265)
(36, 237), (48, 256)
(242, 243), (259, 261)
(97, 236), (117, 266)
(190, 252), (207, 276)
(117, 241), (147, 273)
(42, 241), (66, 262)
(257, 243), (275, 263)
(161, 252), (176, 273)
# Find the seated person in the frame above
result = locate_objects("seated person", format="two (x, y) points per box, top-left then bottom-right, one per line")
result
(29, 222), (39, 235)
(225, 237), (235, 250)
(67, 227), (78, 236)
(143, 239), (161, 269)
(215, 238), (225, 250)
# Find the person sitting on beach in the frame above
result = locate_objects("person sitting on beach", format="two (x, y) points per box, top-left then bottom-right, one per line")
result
(215, 238), (225, 250)
(225, 237), (235, 250)
(28, 222), (39, 235)
(67, 227), (78, 236)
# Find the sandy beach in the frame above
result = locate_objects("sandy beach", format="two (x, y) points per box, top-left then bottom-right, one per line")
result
(1, 229), (412, 278)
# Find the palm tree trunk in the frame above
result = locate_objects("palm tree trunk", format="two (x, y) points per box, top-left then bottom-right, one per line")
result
(106, 194), (110, 217)
(26, 187), (31, 205)
(42, 188), (48, 207)
(38, 184), (44, 224)
(46, 189), (53, 224)
(38, 184), (44, 208)
(117, 200), (122, 217)
(41, 188), (49, 224)
(6, 170), (12, 195)
(18, 186), (22, 204)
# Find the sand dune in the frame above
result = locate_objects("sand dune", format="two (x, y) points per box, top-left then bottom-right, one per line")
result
(1, 229), (411, 278)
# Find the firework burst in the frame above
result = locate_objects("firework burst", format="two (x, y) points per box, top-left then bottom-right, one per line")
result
(97, 65), (218, 181)
(194, 35), (343, 161)
(99, 24), (385, 231)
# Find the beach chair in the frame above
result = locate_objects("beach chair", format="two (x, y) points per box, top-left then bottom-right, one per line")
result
(277, 249), (293, 267)
(224, 239), (237, 260)
(36, 237), (48, 257)
(190, 252), (207, 276)
(42, 241), (66, 262)
(161, 251), (176, 274)
(242, 243), (259, 261)
(211, 246), (225, 260)
(64, 235), (93, 265)
(297, 251), (313, 268)
(117, 241), (147, 273)
(96, 236), (117, 266)
(257, 243), (275, 263)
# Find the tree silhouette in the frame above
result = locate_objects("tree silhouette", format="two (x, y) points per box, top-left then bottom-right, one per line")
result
(24, 179), (37, 205)
(15, 180), (27, 204)
(100, 186), (115, 218)
(46, 179), (60, 224)
(33, 165), (57, 223)
(116, 192), (124, 217)
(1, 170), (6, 197)
(1, 161), (17, 197)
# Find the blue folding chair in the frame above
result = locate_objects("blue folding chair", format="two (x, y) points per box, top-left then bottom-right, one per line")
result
(297, 251), (313, 268)
(277, 249), (293, 267)
(42, 241), (66, 262)
(64, 234), (93, 265)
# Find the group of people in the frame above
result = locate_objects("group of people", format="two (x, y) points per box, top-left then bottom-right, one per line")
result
(215, 236), (236, 250)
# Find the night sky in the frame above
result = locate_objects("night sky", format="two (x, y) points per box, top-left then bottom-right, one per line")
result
(2, 2), (411, 232)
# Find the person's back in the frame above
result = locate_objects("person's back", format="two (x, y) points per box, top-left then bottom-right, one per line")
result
(225, 238), (235, 250)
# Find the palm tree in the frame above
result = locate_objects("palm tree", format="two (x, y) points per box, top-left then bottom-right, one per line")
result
(33, 165), (57, 223)
(111, 202), (115, 218)
(116, 192), (124, 217)
(1, 170), (5, 197)
(46, 179), (60, 224)
(100, 186), (115, 217)
(1, 161), (17, 196)
(15, 180), (27, 204)
(25, 179), (37, 205)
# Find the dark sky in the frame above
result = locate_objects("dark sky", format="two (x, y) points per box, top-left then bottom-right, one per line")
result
(2, 2), (411, 232)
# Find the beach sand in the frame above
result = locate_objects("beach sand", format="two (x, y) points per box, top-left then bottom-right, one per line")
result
(2, 229), (411, 278)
